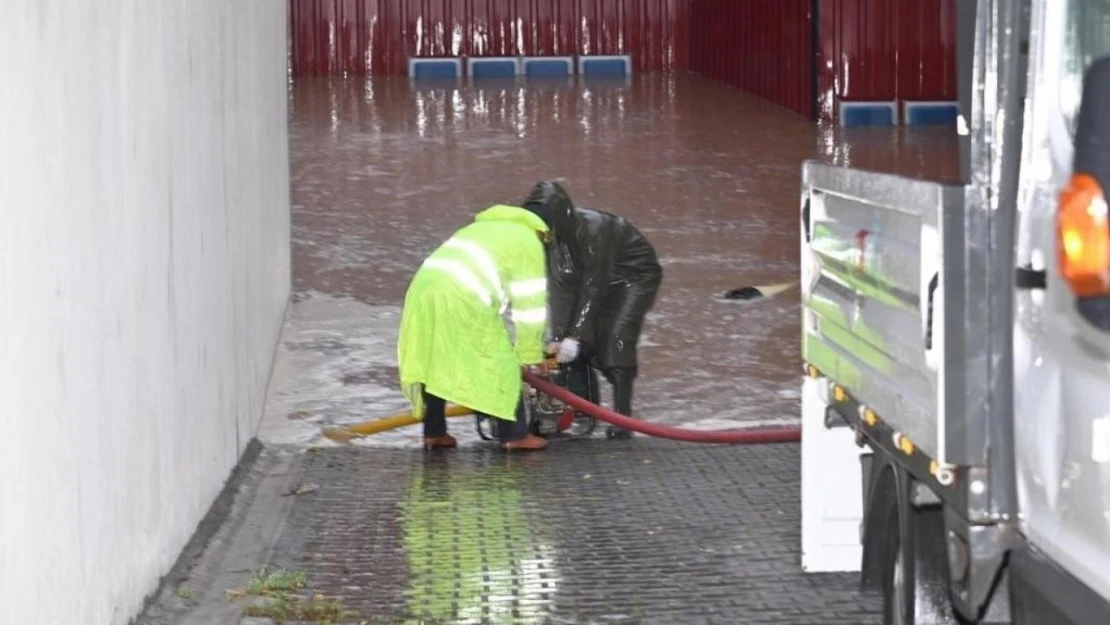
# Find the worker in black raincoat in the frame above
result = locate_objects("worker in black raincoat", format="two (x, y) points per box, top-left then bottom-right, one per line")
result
(522, 181), (663, 439)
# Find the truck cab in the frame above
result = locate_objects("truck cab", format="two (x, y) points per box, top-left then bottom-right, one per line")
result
(799, 0), (1110, 623)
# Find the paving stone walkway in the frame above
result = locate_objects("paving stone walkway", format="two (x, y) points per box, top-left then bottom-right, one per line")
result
(263, 439), (881, 624)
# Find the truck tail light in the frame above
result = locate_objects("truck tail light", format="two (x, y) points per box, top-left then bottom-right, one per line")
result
(1057, 173), (1110, 296)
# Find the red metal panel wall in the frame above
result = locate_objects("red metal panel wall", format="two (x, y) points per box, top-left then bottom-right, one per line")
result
(687, 0), (815, 118)
(895, 0), (958, 101)
(289, 0), (690, 76)
(817, 0), (957, 122)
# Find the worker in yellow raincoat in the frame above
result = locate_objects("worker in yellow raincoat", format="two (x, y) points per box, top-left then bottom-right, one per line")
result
(398, 204), (552, 452)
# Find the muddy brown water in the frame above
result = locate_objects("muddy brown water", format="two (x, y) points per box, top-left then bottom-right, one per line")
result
(287, 72), (958, 428)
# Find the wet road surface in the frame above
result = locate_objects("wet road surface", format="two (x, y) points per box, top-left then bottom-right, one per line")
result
(271, 441), (881, 624)
(243, 72), (956, 623)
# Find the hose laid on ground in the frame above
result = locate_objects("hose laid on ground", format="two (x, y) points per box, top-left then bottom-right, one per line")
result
(321, 404), (472, 442)
(322, 373), (801, 445)
(522, 371), (801, 445)
(322, 283), (800, 444)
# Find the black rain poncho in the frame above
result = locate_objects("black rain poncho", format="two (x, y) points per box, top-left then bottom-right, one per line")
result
(524, 181), (663, 370)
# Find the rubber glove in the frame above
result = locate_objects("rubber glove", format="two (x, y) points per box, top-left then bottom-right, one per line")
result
(555, 337), (580, 363)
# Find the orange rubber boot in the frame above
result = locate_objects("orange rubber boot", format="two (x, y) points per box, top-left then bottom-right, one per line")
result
(423, 434), (457, 450)
(502, 433), (548, 451)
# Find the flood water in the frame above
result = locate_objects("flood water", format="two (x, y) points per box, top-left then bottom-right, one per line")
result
(266, 72), (958, 446)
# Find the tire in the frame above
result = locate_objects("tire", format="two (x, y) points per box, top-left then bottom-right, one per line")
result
(882, 502), (908, 625)
(881, 500), (969, 625)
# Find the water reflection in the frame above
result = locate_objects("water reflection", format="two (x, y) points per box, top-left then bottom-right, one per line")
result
(400, 456), (561, 624)
(815, 124), (961, 183)
(291, 74), (955, 182)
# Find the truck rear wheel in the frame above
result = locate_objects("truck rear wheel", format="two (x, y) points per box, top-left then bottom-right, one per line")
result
(880, 494), (967, 624)
(881, 500), (909, 625)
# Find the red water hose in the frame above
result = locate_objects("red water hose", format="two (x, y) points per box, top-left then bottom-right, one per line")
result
(522, 371), (802, 445)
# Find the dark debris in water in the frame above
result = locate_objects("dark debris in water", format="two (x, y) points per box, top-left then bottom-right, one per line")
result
(722, 286), (764, 300)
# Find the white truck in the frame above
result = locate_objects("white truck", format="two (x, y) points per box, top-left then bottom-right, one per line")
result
(799, 0), (1110, 623)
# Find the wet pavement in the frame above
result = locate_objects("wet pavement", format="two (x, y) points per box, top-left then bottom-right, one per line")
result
(190, 72), (958, 624)
(271, 440), (881, 624)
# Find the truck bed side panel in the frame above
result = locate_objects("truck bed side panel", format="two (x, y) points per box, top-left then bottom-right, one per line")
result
(802, 162), (968, 461)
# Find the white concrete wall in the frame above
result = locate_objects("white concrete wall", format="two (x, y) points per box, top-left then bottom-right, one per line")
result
(0, 2), (290, 624)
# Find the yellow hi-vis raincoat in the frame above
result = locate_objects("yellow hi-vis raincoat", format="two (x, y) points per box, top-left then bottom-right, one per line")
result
(398, 205), (550, 422)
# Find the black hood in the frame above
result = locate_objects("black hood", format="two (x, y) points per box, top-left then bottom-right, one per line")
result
(522, 180), (576, 238)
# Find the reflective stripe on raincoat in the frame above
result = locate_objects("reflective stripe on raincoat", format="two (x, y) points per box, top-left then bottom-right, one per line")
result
(398, 205), (549, 422)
